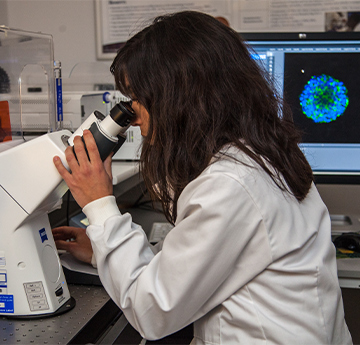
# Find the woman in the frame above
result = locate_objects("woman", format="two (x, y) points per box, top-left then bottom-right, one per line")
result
(53, 11), (352, 344)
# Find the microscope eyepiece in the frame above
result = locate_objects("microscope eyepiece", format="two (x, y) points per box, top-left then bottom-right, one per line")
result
(68, 100), (136, 162)
(110, 101), (135, 128)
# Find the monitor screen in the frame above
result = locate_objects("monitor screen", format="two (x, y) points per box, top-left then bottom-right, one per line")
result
(241, 32), (360, 184)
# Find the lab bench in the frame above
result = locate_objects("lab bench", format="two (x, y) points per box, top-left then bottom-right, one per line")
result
(0, 285), (125, 344)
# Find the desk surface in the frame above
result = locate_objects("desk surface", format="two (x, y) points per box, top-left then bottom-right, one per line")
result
(337, 258), (360, 279)
(0, 285), (121, 344)
(112, 161), (139, 185)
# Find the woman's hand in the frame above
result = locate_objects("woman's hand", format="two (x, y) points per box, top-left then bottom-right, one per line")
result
(53, 130), (113, 208)
(52, 226), (93, 264)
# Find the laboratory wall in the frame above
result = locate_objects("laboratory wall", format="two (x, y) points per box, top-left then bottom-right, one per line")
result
(0, 1), (8, 27)
(0, 0), (108, 78)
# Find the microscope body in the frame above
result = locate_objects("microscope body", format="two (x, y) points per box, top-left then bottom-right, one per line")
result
(0, 130), (72, 317)
(0, 100), (135, 317)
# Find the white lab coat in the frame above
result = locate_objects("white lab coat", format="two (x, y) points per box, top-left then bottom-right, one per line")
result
(84, 146), (352, 344)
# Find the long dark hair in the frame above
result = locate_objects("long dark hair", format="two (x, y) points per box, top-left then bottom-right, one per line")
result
(111, 11), (313, 224)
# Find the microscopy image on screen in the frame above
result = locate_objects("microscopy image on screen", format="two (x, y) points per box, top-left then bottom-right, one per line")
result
(284, 52), (360, 144)
(299, 74), (349, 124)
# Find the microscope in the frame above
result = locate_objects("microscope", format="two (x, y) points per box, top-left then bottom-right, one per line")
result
(0, 101), (135, 317)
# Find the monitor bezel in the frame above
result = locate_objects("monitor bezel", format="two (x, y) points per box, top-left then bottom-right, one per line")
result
(240, 31), (360, 42)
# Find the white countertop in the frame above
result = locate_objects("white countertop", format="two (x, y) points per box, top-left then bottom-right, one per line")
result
(337, 258), (360, 279)
(111, 161), (139, 185)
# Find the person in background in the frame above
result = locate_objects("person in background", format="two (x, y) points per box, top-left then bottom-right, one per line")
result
(53, 11), (352, 345)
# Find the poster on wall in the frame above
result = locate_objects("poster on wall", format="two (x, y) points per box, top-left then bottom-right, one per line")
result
(95, 0), (360, 59)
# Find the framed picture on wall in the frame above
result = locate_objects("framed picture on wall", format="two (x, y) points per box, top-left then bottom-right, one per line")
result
(95, 0), (360, 60)
(94, 0), (233, 60)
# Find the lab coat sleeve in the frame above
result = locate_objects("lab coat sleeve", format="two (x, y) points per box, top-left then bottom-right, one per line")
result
(84, 172), (273, 340)
(84, 195), (162, 267)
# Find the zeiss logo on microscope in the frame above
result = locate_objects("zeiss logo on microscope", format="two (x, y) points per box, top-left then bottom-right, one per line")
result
(39, 228), (48, 243)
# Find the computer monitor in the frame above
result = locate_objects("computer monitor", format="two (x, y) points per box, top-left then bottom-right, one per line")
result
(241, 32), (360, 184)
